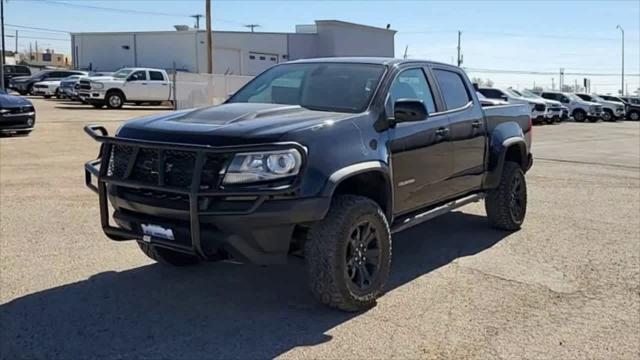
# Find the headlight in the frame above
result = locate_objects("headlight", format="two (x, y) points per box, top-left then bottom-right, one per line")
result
(0, 109), (11, 114)
(91, 82), (104, 89)
(222, 149), (302, 185)
(589, 105), (596, 111)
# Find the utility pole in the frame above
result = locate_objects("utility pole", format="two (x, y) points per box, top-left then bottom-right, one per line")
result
(205, 0), (212, 74)
(191, 14), (203, 29)
(456, 31), (462, 67)
(616, 25), (624, 95)
(1, 0), (5, 91)
(403, 45), (408, 59)
(559, 68), (564, 91)
(551, 78), (555, 91)
(244, 24), (260, 32)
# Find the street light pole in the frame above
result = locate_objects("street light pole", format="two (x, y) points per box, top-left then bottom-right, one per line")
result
(616, 25), (624, 96)
(1, 0), (5, 91)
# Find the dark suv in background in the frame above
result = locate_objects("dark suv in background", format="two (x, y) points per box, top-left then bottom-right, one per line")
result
(3, 65), (31, 89)
(9, 69), (85, 96)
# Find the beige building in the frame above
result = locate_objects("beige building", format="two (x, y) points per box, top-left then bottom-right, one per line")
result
(23, 49), (71, 68)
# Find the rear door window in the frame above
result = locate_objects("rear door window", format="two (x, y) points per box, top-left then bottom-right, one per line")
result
(149, 71), (165, 81)
(478, 88), (504, 99)
(433, 69), (471, 109)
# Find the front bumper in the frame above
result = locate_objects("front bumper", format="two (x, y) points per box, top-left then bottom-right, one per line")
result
(83, 125), (322, 264)
(33, 87), (56, 96)
(79, 90), (106, 102)
(0, 111), (36, 132)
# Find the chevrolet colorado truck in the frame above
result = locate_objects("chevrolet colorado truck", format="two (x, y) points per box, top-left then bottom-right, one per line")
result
(84, 58), (532, 311)
(77, 68), (172, 109)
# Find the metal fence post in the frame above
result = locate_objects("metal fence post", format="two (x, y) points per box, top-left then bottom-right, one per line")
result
(172, 62), (177, 110)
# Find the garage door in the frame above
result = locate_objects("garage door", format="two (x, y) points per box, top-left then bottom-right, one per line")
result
(248, 52), (278, 76)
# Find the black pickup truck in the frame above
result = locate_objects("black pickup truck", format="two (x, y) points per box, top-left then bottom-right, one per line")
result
(85, 58), (532, 311)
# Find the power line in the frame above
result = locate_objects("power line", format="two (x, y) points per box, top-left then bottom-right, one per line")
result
(36, 0), (246, 26)
(400, 29), (639, 42)
(5, 24), (70, 34)
(4, 34), (69, 41)
(464, 67), (640, 77)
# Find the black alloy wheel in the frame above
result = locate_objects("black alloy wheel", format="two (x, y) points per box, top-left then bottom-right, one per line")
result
(345, 220), (381, 293)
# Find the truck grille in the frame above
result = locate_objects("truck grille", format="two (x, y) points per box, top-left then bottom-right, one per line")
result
(33, 84), (48, 89)
(108, 144), (230, 189)
(78, 79), (91, 90)
(3, 105), (34, 115)
(594, 105), (603, 112)
(534, 104), (546, 112)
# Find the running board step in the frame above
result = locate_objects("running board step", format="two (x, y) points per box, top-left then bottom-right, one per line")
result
(391, 193), (485, 234)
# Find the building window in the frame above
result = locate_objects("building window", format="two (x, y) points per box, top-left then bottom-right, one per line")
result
(42, 53), (52, 62)
(270, 57), (276, 61)
(249, 55), (255, 60)
(259, 56), (266, 60)
(282, 55), (288, 59)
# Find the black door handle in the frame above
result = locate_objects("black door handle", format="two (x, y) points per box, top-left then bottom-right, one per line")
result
(472, 121), (482, 128)
(435, 127), (449, 136)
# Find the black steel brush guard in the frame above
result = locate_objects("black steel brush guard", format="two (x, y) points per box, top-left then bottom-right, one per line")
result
(83, 124), (306, 259)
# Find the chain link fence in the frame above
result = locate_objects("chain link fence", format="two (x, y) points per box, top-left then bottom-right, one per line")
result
(172, 72), (253, 110)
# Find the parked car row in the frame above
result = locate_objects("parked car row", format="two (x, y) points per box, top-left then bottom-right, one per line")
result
(7, 66), (173, 110)
(475, 83), (639, 123)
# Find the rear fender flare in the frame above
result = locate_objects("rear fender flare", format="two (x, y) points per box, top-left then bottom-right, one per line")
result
(484, 122), (527, 189)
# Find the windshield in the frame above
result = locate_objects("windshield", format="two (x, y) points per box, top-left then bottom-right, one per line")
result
(228, 63), (386, 113)
(518, 89), (542, 99)
(30, 71), (47, 79)
(589, 94), (605, 102)
(566, 93), (582, 101)
(112, 69), (134, 79)
(504, 88), (522, 98)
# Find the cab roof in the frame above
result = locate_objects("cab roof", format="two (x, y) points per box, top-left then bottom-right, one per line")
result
(287, 57), (455, 69)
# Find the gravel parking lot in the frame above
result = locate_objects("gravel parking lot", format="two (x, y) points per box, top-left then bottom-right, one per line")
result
(1, 98), (639, 359)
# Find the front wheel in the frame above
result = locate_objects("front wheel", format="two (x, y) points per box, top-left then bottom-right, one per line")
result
(485, 161), (527, 230)
(106, 92), (124, 109)
(573, 110), (586, 122)
(628, 110), (639, 121)
(305, 195), (391, 312)
(137, 242), (199, 266)
(602, 110), (613, 122)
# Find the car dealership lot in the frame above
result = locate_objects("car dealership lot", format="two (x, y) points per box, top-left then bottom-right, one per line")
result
(1, 98), (639, 359)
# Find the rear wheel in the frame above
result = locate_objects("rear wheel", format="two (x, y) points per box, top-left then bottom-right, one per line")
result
(573, 110), (586, 122)
(628, 110), (639, 121)
(305, 195), (391, 312)
(137, 242), (199, 266)
(485, 161), (527, 230)
(43, 95), (52, 99)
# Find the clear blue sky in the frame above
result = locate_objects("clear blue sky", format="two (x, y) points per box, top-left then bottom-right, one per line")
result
(4, 0), (640, 94)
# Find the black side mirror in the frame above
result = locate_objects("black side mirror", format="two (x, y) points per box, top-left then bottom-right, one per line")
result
(393, 99), (428, 123)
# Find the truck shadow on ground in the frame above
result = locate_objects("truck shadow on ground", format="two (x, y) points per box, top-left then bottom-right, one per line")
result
(0, 211), (511, 359)
(54, 104), (172, 111)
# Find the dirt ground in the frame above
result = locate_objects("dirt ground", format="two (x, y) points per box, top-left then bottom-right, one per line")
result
(1, 97), (639, 359)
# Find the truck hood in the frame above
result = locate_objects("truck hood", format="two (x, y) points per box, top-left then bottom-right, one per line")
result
(116, 103), (356, 146)
(0, 93), (33, 108)
(35, 80), (61, 86)
(600, 100), (625, 108)
(540, 98), (561, 106)
(8, 76), (33, 83)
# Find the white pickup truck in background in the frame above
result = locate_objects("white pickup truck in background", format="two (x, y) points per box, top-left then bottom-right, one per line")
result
(77, 68), (172, 109)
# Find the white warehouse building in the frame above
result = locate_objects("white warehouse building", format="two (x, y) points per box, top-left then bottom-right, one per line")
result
(71, 20), (396, 75)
